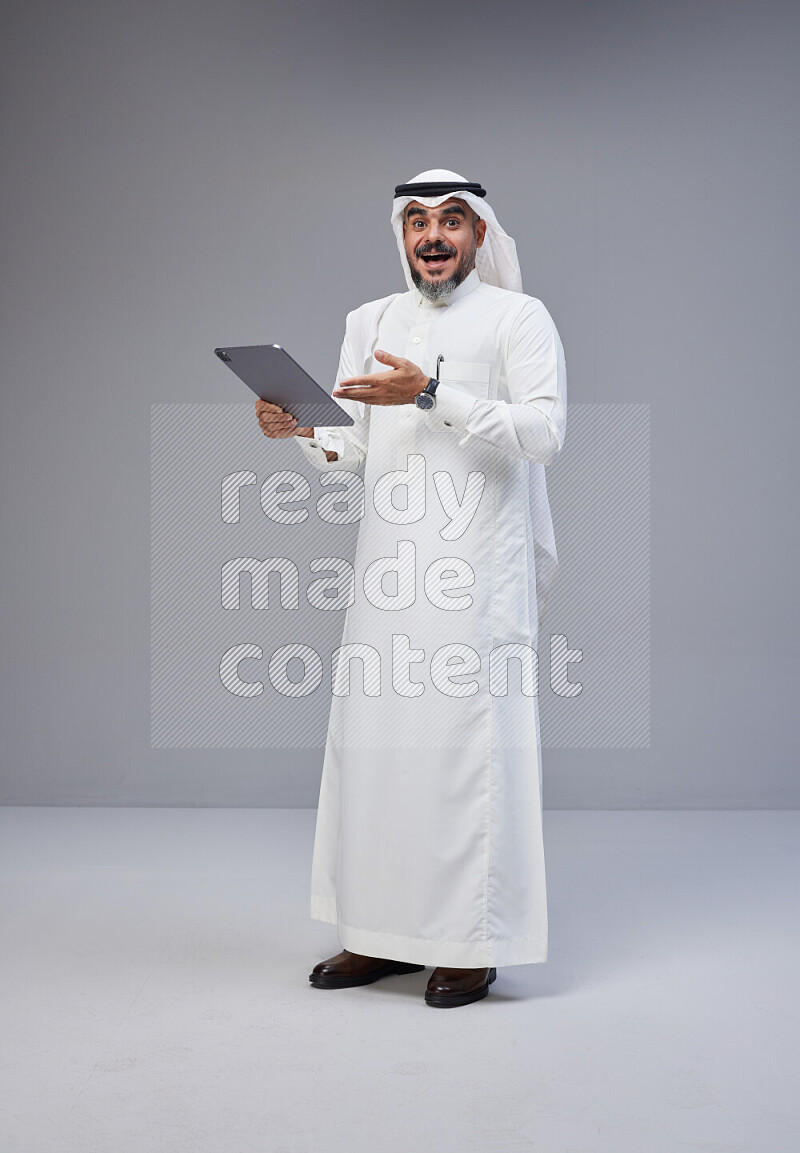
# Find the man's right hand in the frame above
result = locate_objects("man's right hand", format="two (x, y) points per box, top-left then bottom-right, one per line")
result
(255, 399), (313, 439)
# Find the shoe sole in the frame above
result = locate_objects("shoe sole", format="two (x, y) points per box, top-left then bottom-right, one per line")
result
(424, 967), (497, 1008)
(309, 961), (426, 989)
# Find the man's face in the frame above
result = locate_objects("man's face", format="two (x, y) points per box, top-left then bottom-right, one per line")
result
(402, 198), (487, 301)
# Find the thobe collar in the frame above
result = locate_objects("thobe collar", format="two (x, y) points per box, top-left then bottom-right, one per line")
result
(412, 267), (481, 310)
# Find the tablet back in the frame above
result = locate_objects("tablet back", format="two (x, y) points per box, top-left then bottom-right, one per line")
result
(214, 344), (354, 427)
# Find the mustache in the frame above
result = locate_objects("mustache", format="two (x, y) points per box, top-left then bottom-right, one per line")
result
(414, 241), (458, 258)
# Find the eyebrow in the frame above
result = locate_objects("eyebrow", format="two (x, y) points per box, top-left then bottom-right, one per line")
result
(406, 204), (467, 221)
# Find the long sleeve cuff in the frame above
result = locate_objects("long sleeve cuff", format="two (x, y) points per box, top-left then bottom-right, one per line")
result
(293, 433), (332, 470)
(293, 430), (364, 471)
(422, 383), (478, 439)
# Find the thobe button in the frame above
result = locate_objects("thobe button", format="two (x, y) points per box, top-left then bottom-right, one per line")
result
(412, 337), (421, 344)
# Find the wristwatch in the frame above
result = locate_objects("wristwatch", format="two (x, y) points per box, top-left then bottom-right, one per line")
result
(414, 377), (439, 411)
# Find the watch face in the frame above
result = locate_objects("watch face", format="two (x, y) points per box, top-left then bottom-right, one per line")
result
(415, 392), (435, 410)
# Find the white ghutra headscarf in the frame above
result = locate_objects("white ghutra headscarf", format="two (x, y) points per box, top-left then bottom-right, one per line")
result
(390, 168), (523, 294)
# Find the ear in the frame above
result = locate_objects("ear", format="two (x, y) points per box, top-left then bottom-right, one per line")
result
(475, 217), (487, 248)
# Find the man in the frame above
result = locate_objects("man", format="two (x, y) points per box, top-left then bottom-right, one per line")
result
(257, 169), (567, 1008)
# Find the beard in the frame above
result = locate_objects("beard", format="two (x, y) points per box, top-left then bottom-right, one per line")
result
(409, 233), (478, 301)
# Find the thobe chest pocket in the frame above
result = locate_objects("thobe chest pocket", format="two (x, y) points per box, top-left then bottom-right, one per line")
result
(437, 360), (492, 400)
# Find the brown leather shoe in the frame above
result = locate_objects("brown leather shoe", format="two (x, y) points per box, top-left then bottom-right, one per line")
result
(309, 949), (426, 989)
(424, 966), (497, 1007)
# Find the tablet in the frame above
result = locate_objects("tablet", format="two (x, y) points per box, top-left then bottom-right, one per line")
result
(214, 344), (354, 427)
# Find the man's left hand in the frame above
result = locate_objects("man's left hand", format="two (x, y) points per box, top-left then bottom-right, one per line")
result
(333, 350), (428, 406)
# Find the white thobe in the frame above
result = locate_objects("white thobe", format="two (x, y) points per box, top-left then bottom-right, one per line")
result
(295, 268), (567, 967)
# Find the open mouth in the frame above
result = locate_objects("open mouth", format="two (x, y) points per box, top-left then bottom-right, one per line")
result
(420, 251), (454, 269)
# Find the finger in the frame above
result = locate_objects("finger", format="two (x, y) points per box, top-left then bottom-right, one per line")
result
(259, 411), (294, 425)
(260, 415), (297, 434)
(334, 388), (384, 405)
(261, 415), (295, 428)
(256, 400), (284, 414)
(374, 349), (402, 368)
(336, 374), (387, 390)
(333, 385), (376, 398)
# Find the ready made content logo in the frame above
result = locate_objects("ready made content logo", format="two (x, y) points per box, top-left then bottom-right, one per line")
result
(150, 403), (650, 749)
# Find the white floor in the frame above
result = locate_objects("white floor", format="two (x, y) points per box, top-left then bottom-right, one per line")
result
(0, 808), (797, 1153)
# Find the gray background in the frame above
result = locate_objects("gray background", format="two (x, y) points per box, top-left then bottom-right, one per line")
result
(1, 0), (797, 806)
